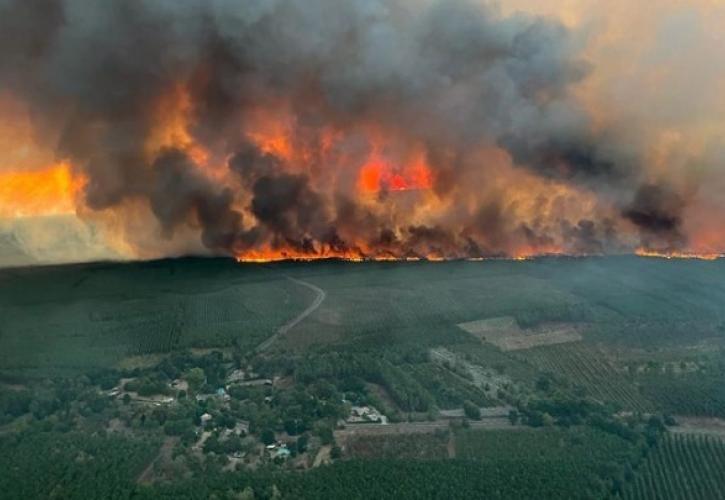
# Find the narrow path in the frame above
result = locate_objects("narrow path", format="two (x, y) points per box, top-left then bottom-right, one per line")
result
(256, 277), (326, 352)
(447, 430), (456, 459)
(137, 437), (176, 485)
(313, 445), (332, 467)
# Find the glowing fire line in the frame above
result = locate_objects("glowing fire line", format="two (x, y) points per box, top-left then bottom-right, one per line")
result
(0, 162), (84, 218)
(635, 249), (723, 261)
(235, 250), (723, 263)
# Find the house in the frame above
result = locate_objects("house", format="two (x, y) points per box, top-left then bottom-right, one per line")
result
(439, 405), (512, 420)
(195, 388), (230, 402)
(233, 420), (250, 435)
(200, 413), (213, 425)
(221, 421), (250, 439)
(236, 378), (273, 387)
(135, 395), (175, 406)
(347, 405), (387, 424)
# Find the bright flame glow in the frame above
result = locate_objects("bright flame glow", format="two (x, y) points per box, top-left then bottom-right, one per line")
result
(357, 150), (433, 193)
(0, 163), (84, 218)
(146, 84), (209, 166)
(635, 248), (723, 261)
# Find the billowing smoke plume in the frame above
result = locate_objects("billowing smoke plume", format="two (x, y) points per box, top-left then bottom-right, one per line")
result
(0, 0), (719, 261)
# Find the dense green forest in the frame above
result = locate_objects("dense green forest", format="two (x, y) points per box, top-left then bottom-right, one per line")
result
(2, 257), (725, 498)
(0, 431), (159, 499)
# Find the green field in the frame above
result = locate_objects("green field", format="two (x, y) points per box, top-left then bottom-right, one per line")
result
(2, 256), (725, 399)
(277, 256), (725, 350)
(0, 259), (312, 376)
(622, 434), (725, 500)
(516, 343), (654, 412)
(3, 256), (725, 498)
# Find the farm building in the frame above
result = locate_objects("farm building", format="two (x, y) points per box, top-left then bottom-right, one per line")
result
(347, 405), (387, 424)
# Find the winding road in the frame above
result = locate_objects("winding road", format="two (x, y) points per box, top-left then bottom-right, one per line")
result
(256, 277), (326, 352)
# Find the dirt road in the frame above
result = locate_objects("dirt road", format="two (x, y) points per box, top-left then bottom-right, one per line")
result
(670, 416), (725, 441)
(447, 431), (456, 458)
(256, 277), (326, 352)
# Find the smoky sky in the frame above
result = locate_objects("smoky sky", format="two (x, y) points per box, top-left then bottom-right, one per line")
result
(0, 0), (693, 258)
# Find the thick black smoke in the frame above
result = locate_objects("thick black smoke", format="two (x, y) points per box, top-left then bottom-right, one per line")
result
(0, 0), (685, 257)
(150, 149), (242, 251)
(623, 184), (686, 249)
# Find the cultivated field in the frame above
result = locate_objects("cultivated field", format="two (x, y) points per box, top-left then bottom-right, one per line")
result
(517, 343), (654, 412)
(621, 434), (725, 500)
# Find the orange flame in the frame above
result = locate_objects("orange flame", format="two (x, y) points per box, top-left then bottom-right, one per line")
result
(0, 162), (85, 218)
(635, 248), (722, 261)
(233, 245), (575, 263)
(146, 84), (209, 166)
(357, 150), (433, 193)
(236, 246), (365, 263)
(2, 83), (723, 263)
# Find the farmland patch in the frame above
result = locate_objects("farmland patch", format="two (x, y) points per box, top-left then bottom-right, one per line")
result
(623, 434), (725, 500)
(517, 343), (653, 412)
(343, 431), (449, 460)
(457, 316), (582, 351)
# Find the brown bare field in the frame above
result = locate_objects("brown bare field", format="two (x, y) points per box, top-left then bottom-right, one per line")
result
(337, 415), (521, 461)
(343, 431), (450, 460)
(457, 316), (582, 351)
(336, 417), (516, 441)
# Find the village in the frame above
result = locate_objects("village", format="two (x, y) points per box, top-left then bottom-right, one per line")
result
(95, 349), (518, 477)
(96, 354), (404, 473)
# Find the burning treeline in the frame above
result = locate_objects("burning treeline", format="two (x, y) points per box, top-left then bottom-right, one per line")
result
(0, 0), (723, 261)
